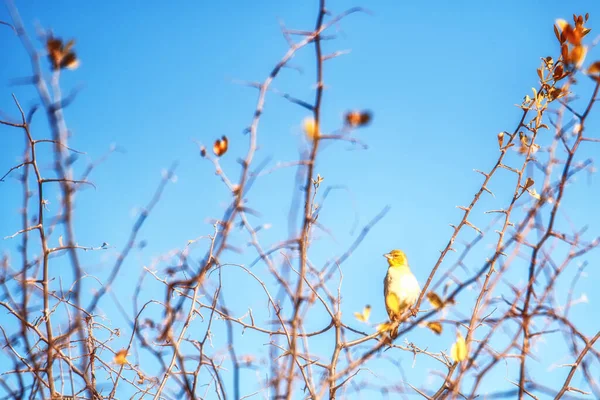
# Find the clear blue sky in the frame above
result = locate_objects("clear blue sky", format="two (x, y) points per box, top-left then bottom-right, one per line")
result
(1, 1), (600, 398)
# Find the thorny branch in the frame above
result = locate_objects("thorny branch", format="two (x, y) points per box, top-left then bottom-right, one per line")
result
(1, 3), (599, 400)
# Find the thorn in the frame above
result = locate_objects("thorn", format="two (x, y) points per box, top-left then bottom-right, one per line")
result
(482, 186), (495, 197)
(499, 164), (519, 174)
(474, 169), (489, 178)
(456, 206), (470, 212)
(465, 221), (483, 235)
(486, 209), (507, 214)
(565, 386), (591, 395)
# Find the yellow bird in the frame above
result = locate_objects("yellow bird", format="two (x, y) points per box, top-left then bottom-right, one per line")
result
(383, 249), (420, 337)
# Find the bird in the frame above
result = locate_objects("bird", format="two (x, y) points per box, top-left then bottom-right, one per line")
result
(383, 249), (421, 338)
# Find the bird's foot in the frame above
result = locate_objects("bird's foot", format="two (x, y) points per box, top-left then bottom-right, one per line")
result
(408, 306), (418, 318)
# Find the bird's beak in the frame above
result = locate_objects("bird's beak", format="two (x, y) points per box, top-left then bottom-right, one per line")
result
(383, 253), (392, 259)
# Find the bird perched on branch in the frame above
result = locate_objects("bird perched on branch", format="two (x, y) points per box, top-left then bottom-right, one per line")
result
(383, 249), (420, 338)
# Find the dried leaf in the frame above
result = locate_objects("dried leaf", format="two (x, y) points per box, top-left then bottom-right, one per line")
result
(588, 61), (600, 75)
(570, 45), (587, 67)
(353, 305), (371, 323)
(450, 332), (468, 363)
(426, 292), (444, 310)
(114, 349), (129, 365)
(63, 39), (76, 53)
(497, 132), (504, 149)
(555, 18), (585, 46)
(553, 64), (565, 81)
(553, 24), (562, 43)
(303, 116), (319, 140)
(523, 177), (534, 190)
(555, 19), (569, 32)
(528, 188), (541, 200)
(565, 26), (580, 46)
(426, 321), (443, 335)
(46, 36), (80, 71)
(47, 38), (63, 70)
(46, 37), (62, 52)
(548, 86), (561, 100)
(344, 110), (373, 127)
(312, 174), (324, 187)
(561, 43), (569, 60)
(213, 135), (228, 157)
(518, 133), (539, 155)
(519, 131), (527, 144)
(60, 52), (79, 70)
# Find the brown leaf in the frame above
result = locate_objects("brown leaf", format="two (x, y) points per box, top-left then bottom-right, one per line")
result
(528, 188), (541, 200)
(60, 52), (79, 70)
(450, 332), (468, 363)
(46, 36), (80, 71)
(553, 24), (562, 43)
(426, 292), (444, 310)
(303, 116), (319, 140)
(555, 19), (569, 32)
(561, 43), (569, 61)
(497, 132), (504, 149)
(213, 135), (228, 157)
(519, 132), (528, 145)
(570, 45), (587, 67)
(353, 305), (371, 323)
(63, 39), (76, 53)
(556, 19), (583, 46)
(553, 64), (565, 81)
(588, 61), (600, 75)
(426, 321), (443, 335)
(114, 349), (129, 365)
(47, 38), (63, 70)
(344, 110), (373, 127)
(46, 37), (62, 52)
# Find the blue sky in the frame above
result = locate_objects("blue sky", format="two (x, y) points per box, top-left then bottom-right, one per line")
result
(2, 0), (600, 398)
